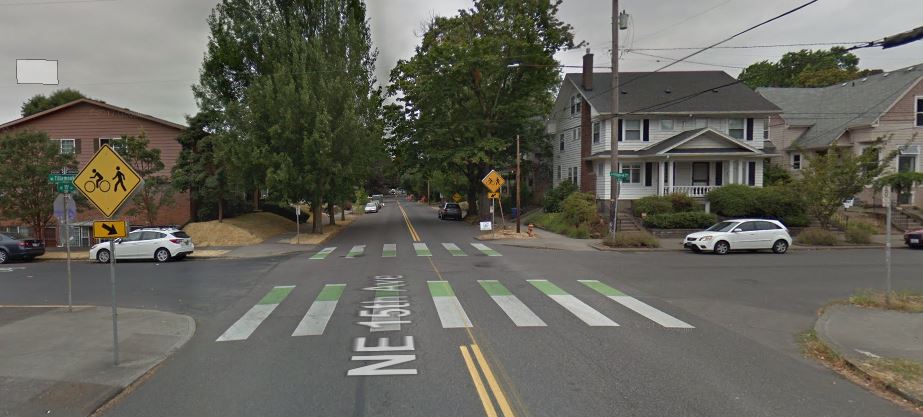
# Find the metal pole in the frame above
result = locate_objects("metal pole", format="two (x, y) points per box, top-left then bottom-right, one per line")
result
(109, 230), (119, 365)
(64, 193), (72, 312)
(516, 135), (521, 234)
(885, 192), (892, 306)
(608, 0), (620, 237)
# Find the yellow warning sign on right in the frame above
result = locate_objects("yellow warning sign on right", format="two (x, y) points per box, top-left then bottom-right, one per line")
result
(73, 145), (143, 218)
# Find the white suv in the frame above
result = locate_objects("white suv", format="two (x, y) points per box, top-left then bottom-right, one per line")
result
(90, 228), (194, 263)
(684, 219), (792, 255)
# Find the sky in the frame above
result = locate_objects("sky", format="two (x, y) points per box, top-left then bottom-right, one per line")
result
(1, 0), (922, 126)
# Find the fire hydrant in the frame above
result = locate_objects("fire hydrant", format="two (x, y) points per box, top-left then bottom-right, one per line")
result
(527, 223), (535, 237)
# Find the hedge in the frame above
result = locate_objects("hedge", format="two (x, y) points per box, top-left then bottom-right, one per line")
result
(603, 231), (660, 248)
(707, 184), (807, 227)
(845, 222), (876, 244)
(643, 212), (718, 229)
(632, 193), (698, 217)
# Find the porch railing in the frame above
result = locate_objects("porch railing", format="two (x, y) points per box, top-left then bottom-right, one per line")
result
(663, 185), (720, 197)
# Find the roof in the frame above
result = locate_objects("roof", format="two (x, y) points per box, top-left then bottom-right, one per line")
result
(587, 128), (764, 159)
(0, 98), (186, 131)
(757, 64), (923, 149)
(564, 71), (781, 115)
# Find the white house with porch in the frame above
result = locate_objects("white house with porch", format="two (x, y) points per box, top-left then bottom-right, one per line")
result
(548, 50), (782, 202)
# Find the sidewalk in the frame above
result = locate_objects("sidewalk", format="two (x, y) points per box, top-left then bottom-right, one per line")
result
(815, 304), (923, 405)
(0, 306), (195, 417)
(476, 226), (600, 251)
(221, 233), (319, 258)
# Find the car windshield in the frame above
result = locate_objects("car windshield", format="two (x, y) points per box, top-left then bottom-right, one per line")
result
(706, 221), (738, 232)
(1, 233), (22, 240)
(366, 203), (376, 207)
(446, 204), (460, 209)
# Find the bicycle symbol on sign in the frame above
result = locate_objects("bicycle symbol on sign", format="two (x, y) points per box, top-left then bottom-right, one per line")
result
(82, 167), (127, 193)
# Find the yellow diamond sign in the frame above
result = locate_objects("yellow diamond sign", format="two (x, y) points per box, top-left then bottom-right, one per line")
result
(73, 145), (143, 218)
(481, 170), (505, 192)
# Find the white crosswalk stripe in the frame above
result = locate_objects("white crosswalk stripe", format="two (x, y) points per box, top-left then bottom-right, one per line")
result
(217, 286), (294, 342)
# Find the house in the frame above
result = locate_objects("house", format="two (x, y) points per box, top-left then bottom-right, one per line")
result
(758, 64), (923, 206)
(548, 51), (782, 208)
(0, 98), (190, 245)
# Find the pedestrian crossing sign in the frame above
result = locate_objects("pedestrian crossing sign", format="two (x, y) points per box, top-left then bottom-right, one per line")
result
(481, 170), (505, 192)
(73, 145), (143, 218)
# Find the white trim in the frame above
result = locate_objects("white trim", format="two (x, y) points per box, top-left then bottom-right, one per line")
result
(641, 128), (762, 155)
(57, 138), (75, 154)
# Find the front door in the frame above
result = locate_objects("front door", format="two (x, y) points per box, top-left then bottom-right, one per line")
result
(692, 162), (709, 186)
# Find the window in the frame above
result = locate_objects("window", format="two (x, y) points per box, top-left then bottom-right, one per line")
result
(755, 221), (782, 230)
(572, 167), (578, 185)
(592, 122), (600, 143)
(59, 139), (75, 154)
(693, 118), (707, 129)
(660, 119), (673, 131)
(573, 127), (580, 141)
(737, 222), (757, 232)
(916, 96), (923, 127)
(624, 120), (641, 141)
(620, 162), (641, 184)
(692, 162), (709, 185)
(99, 138), (125, 153)
(557, 165), (561, 180)
(559, 134), (564, 151)
(728, 119), (745, 139)
(597, 161), (604, 176)
(791, 153), (801, 170)
(898, 155), (917, 173)
(140, 231), (165, 241)
(566, 166), (572, 182)
(763, 118), (770, 140)
(570, 95), (581, 116)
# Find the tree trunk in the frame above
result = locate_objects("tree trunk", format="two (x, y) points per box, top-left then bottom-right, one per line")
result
(341, 200), (346, 221)
(253, 189), (260, 211)
(218, 198), (224, 223)
(328, 202), (336, 226)
(312, 198), (323, 234)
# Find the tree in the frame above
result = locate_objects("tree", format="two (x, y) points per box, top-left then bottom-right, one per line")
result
(387, 0), (577, 216)
(172, 111), (238, 222)
(117, 132), (175, 225)
(763, 162), (792, 186)
(0, 131), (76, 240)
(875, 172), (923, 205)
(795, 140), (898, 227)
(21, 88), (87, 117)
(738, 47), (882, 89)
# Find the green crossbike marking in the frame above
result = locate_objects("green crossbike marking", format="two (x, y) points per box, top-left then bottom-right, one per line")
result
(310, 247), (336, 260)
(578, 280), (626, 297)
(382, 244), (397, 258)
(471, 243), (501, 256)
(346, 245), (365, 258)
(414, 243), (431, 256)
(258, 286), (295, 305)
(478, 280), (512, 296)
(316, 284), (346, 301)
(527, 280), (569, 296)
(442, 243), (466, 256)
(427, 281), (456, 297)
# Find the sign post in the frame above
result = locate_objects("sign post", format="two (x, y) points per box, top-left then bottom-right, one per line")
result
(73, 145), (143, 366)
(52, 189), (76, 312)
(295, 205), (301, 244)
(482, 170), (505, 231)
(883, 185), (892, 306)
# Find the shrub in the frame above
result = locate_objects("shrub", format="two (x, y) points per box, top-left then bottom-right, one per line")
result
(669, 193), (696, 212)
(780, 213), (811, 227)
(797, 227), (838, 246)
(845, 221), (876, 244)
(526, 211), (592, 239)
(561, 192), (598, 227)
(542, 181), (578, 213)
(754, 185), (806, 221)
(633, 196), (674, 216)
(764, 163), (793, 186)
(603, 231), (660, 248)
(707, 184), (756, 217)
(643, 212), (717, 229)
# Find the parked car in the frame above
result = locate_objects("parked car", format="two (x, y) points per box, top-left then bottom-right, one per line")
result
(438, 202), (463, 220)
(0, 232), (45, 264)
(684, 219), (792, 255)
(364, 202), (379, 213)
(90, 228), (194, 263)
(905, 227), (923, 249)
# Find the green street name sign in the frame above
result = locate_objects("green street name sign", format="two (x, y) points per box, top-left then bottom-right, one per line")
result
(609, 172), (630, 180)
(56, 183), (76, 193)
(48, 174), (76, 184)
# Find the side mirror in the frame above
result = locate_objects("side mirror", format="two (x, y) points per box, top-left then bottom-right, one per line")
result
(733, 228), (743, 233)
(114, 238), (123, 244)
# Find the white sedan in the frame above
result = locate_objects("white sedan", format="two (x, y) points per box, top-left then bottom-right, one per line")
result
(91, 228), (194, 263)
(364, 202), (379, 213)
(684, 219), (792, 255)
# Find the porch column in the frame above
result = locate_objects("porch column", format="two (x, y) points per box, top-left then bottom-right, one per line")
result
(668, 160), (674, 194)
(658, 161), (665, 196)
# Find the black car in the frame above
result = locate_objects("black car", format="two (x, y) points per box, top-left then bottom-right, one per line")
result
(0, 232), (45, 264)
(438, 202), (463, 220)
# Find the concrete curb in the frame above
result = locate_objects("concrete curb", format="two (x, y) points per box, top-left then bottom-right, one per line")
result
(814, 308), (923, 408)
(793, 244), (883, 250)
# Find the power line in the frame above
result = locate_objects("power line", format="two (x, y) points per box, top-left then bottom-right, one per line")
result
(624, 42), (870, 51)
(0, 0), (115, 6)
(633, 0), (736, 43)
(626, 51), (746, 70)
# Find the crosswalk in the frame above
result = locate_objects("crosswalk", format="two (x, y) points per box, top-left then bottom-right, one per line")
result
(310, 242), (502, 259)
(216, 279), (693, 342)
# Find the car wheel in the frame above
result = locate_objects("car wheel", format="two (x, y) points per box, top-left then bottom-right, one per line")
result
(713, 241), (730, 255)
(772, 240), (789, 254)
(0, 250), (8, 264)
(155, 248), (172, 263)
(96, 249), (111, 264)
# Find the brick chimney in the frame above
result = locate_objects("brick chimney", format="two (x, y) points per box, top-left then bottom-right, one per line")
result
(582, 48), (593, 90)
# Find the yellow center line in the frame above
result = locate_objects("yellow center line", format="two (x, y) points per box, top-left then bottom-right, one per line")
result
(460, 345), (499, 417)
(470, 344), (515, 417)
(397, 203), (421, 241)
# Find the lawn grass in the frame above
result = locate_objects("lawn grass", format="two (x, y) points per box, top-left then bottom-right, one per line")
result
(849, 290), (923, 313)
(523, 211), (591, 239)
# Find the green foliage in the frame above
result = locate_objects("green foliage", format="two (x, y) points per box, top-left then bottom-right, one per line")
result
(763, 163), (792, 186)
(633, 196), (674, 216)
(0, 131), (77, 239)
(796, 140), (898, 227)
(708, 184), (807, 226)
(542, 181), (578, 212)
(603, 231), (660, 248)
(797, 228), (838, 246)
(845, 221), (877, 244)
(20, 88), (87, 117)
(780, 213), (811, 227)
(643, 212), (717, 229)
(385, 0), (578, 214)
(561, 192), (597, 228)
(874, 172), (923, 204)
(527, 212), (590, 239)
(116, 133), (175, 225)
(669, 193), (696, 212)
(707, 185), (756, 217)
(172, 111), (240, 222)
(738, 47), (880, 88)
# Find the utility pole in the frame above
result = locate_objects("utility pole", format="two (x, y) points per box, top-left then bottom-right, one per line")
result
(608, 0), (620, 237)
(516, 134), (521, 234)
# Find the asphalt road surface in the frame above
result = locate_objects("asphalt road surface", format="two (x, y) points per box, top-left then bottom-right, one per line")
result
(2, 197), (922, 417)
